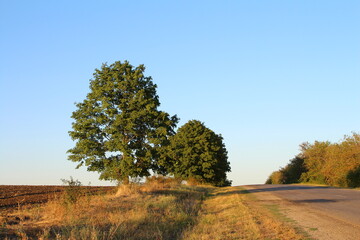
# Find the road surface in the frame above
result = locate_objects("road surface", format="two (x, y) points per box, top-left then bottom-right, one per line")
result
(243, 184), (360, 240)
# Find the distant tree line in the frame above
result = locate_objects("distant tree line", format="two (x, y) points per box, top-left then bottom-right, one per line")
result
(266, 133), (360, 188)
(68, 61), (231, 187)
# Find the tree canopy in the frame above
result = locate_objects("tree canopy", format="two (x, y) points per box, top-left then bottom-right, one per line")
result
(67, 61), (178, 182)
(163, 120), (231, 187)
(266, 132), (360, 187)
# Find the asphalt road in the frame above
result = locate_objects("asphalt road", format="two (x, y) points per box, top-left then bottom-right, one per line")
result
(244, 184), (360, 226)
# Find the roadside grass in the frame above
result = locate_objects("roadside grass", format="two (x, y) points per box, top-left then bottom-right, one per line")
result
(263, 204), (314, 240)
(264, 204), (295, 223)
(183, 186), (306, 240)
(308, 228), (318, 231)
(1, 181), (308, 240)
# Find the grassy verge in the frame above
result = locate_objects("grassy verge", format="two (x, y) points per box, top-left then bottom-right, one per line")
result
(182, 186), (306, 240)
(1, 182), (308, 239)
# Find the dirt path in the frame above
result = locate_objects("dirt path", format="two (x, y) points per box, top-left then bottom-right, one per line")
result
(243, 185), (360, 240)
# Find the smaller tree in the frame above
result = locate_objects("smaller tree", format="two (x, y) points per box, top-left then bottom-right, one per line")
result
(299, 141), (331, 184)
(163, 120), (231, 186)
(265, 170), (285, 184)
(281, 156), (307, 184)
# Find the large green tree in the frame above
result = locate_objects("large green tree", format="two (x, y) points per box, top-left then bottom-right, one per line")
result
(68, 61), (178, 182)
(163, 120), (231, 186)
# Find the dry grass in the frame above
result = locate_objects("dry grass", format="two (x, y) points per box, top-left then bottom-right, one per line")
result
(183, 186), (305, 240)
(115, 183), (142, 197)
(1, 178), (205, 240)
(1, 180), (307, 240)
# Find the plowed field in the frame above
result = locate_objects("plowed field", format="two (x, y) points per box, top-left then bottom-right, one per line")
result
(0, 185), (115, 211)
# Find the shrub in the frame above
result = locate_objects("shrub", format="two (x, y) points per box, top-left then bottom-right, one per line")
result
(265, 171), (285, 184)
(347, 166), (360, 188)
(61, 177), (83, 205)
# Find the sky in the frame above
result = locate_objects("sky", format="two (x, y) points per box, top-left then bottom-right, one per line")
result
(1, 1), (359, 186)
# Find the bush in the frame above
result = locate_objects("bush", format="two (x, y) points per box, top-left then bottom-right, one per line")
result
(115, 183), (142, 196)
(281, 156), (306, 184)
(347, 166), (360, 188)
(61, 177), (83, 205)
(265, 171), (285, 184)
(144, 176), (181, 190)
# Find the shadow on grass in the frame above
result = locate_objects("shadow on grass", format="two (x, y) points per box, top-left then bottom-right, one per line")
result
(208, 187), (250, 197)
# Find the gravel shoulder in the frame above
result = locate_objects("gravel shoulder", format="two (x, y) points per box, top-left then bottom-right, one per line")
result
(243, 184), (360, 240)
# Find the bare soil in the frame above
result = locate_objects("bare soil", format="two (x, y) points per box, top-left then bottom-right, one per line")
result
(0, 185), (115, 211)
(0, 185), (116, 238)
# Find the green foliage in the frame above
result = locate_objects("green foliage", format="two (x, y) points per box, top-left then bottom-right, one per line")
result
(299, 141), (330, 184)
(163, 120), (231, 187)
(282, 156), (306, 184)
(300, 133), (360, 187)
(323, 134), (360, 187)
(347, 165), (360, 188)
(265, 170), (285, 184)
(61, 177), (82, 204)
(67, 61), (178, 182)
(267, 133), (360, 188)
(266, 156), (306, 184)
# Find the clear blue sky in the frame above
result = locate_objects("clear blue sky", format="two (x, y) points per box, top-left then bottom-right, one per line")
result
(1, 1), (359, 186)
